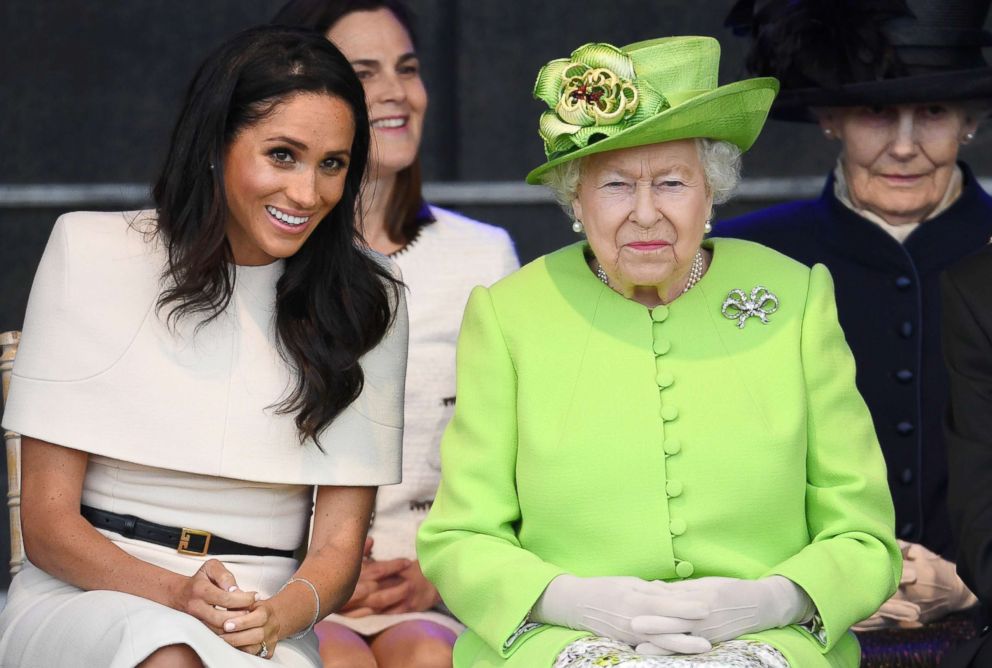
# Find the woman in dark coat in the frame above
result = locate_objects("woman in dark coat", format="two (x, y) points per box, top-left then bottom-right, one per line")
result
(715, 0), (992, 634)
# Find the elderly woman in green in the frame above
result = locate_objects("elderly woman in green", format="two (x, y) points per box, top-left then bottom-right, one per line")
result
(416, 36), (900, 668)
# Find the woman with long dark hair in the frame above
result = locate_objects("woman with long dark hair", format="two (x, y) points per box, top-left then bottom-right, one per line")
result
(0, 25), (406, 667)
(272, 2), (519, 667)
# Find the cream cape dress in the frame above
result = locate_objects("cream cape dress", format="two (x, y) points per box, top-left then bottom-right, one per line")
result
(0, 211), (408, 667)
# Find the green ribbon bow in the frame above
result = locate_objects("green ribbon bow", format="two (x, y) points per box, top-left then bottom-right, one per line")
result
(533, 42), (669, 160)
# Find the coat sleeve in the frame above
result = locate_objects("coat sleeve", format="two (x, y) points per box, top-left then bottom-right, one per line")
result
(416, 286), (566, 657)
(942, 268), (992, 604)
(766, 263), (901, 650)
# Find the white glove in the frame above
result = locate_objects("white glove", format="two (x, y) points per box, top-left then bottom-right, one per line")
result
(899, 541), (977, 623)
(630, 576), (813, 653)
(533, 574), (713, 654)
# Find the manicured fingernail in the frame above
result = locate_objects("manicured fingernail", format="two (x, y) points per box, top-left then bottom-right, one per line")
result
(228, 585), (239, 592)
(224, 621), (236, 632)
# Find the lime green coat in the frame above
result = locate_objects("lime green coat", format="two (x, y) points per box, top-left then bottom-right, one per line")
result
(417, 238), (900, 667)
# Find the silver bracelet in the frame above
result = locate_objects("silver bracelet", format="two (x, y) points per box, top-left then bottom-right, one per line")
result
(279, 577), (321, 640)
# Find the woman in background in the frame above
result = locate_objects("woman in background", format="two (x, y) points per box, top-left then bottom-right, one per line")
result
(272, 2), (519, 667)
(717, 0), (991, 635)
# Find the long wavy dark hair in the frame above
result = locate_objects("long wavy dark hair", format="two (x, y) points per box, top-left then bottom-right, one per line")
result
(272, 0), (428, 246)
(152, 25), (400, 448)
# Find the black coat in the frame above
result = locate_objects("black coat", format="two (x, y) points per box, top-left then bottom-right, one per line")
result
(714, 164), (992, 558)
(939, 247), (992, 667)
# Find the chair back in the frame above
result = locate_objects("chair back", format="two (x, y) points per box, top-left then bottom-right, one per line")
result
(1, 331), (23, 575)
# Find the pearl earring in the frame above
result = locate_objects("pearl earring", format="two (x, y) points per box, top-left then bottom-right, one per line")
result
(823, 128), (834, 139)
(572, 220), (584, 234)
(963, 132), (976, 144)
(704, 219), (713, 234)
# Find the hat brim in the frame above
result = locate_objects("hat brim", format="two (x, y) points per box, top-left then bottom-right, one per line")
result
(525, 77), (779, 185)
(770, 68), (992, 122)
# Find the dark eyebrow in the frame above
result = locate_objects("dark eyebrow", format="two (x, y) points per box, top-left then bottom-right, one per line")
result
(265, 135), (308, 150)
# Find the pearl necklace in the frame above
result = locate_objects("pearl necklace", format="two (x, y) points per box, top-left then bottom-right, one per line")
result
(596, 249), (705, 295)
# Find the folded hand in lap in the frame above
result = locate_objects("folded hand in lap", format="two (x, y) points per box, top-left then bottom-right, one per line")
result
(630, 576), (812, 654)
(853, 540), (977, 630)
(341, 538), (412, 617)
(533, 574), (713, 654)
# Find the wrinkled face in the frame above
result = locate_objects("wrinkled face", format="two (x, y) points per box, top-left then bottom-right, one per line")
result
(572, 140), (712, 305)
(820, 104), (976, 225)
(224, 92), (355, 266)
(328, 8), (427, 179)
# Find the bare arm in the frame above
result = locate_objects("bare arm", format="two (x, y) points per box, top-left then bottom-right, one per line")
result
(221, 484), (376, 653)
(21, 436), (256, 629)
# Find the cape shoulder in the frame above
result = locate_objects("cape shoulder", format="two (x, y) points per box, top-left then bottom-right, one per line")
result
(13, 210), (164, 382)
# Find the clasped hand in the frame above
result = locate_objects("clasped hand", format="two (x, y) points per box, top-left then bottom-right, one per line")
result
(340, 537), (441, 617)
(853, 540), (977, 631)
(534, 574), (811, 656)
(174, 558), (275, 659)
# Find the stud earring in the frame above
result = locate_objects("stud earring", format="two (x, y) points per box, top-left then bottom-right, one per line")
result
(822, 128), (834, 139)
(704, 219), (713, 234)
(963, 132), (976, 144)
(572, 220), (584, 234)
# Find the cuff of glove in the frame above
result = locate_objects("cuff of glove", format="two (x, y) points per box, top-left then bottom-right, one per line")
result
(766, 575), (815, 627)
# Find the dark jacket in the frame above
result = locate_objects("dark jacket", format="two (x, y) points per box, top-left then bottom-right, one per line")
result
(940, 246), (992, 667)
(714, 164), (992, 558)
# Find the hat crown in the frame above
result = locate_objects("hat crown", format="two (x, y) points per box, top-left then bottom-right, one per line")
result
(624, 36), (721, 99)
(526, 35), (778, 183)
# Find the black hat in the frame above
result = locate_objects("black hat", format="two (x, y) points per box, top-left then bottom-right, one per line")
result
(726, 0), (992, 121)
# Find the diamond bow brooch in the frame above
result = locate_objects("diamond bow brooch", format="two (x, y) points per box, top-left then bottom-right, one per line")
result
(721, 286), (779, 329)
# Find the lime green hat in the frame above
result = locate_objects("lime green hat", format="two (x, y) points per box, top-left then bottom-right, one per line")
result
(525, 36), (779, 184)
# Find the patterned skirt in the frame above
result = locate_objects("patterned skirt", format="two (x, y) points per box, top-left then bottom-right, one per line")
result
(554, 637), (789, 668)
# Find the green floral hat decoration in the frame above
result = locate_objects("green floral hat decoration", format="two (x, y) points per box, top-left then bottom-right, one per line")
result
(526, 36), (779, 184)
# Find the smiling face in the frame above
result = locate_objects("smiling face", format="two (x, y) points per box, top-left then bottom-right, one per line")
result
(223, 92), (355, 266)
(572, 140), (712, 306)
(328, 8), (427, 180)
(819, 103), (977, 225)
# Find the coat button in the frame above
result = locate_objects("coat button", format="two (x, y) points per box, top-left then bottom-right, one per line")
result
(901, 468), (914, 484)
(653, 338), (672, 355)
(675, 560), (694, 578)
(661, 405), (679, 421)
(899, 523), (915, 538)
(656, 371), (674, 388)
(666, 480), (683, 498)
(895, 276), (912, 290)
(900, 321), (914, 338)
(663, 439), (682, 455)
(652, 306), (670, 322)
(896, 421), (915, 435)
(895, 369), (914, 383)
(670, 519), (687, 536)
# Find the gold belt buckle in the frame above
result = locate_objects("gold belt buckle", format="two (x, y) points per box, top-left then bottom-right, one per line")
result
(178, 528), (212, 556)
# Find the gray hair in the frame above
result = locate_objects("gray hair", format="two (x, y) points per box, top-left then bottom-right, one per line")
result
(540, 138), (742, 221)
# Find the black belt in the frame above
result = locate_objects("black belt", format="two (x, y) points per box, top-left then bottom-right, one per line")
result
(81, 505), (295, 559)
